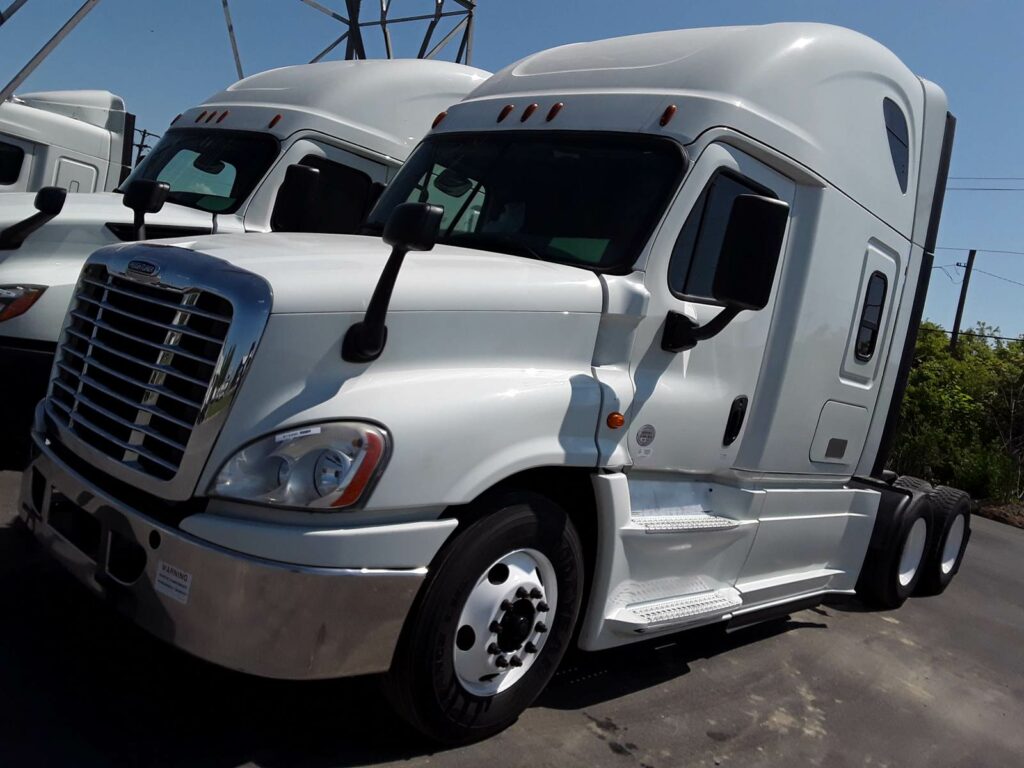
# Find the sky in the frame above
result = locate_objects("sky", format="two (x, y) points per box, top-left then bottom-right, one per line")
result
(2, 0), (1022, 336)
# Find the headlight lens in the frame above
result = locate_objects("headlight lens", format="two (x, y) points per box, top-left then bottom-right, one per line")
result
(0, 285), (46, 322)
(210, 422), (389, 510)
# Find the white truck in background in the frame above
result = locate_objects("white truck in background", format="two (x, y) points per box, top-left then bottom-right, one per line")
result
(0, 89), (135, 194)
(20, 24), (969, 744)
(0, 59), (489, 464)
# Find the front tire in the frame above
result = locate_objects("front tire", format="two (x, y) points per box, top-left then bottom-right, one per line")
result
(385, 490), (584, 744)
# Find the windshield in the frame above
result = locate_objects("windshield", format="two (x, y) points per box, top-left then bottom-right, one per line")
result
(121, 128), (279, 214)
(365, 132), (685, 271)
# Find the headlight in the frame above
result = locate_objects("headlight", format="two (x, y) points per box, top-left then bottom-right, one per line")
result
(0, 285), (46, 322)
(210, 422), (389, 510)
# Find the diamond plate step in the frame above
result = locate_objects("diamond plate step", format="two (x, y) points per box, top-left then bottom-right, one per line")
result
(629, 512), (739, 533)
(611, 588), (743, 631)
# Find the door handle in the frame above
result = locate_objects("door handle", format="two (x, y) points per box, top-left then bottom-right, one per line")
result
(722, 396), (749, 446)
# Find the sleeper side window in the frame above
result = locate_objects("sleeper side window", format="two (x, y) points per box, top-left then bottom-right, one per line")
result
(295, 154), (373, 234)
(855, 271), (888, 361)
(0, 141), (25, 185)
(883, 98), (910, 193)
(668, 171), (775, 302)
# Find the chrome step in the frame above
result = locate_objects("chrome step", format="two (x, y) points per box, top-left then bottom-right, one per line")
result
(611, 588), (743, 631)
(629, 511), (739, 533)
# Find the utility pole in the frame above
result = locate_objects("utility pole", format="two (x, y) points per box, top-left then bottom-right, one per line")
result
(949, 248), (977, 354)
(0, 0), (29, 27)
(221, 0), (244, 80)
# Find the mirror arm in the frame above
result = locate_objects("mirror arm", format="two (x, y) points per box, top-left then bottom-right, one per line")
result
(133, 209), (147, 241)
(342, 245), (409, 363)
(0, 210), (56, 250)
(661, 306), (742, 353)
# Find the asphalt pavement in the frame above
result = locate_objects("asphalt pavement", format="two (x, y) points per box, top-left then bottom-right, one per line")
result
(1, 469), (1021, 768)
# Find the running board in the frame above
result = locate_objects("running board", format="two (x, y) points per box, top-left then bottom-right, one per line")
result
(628, 511), (739, 533)
(609, 588), (743, 632)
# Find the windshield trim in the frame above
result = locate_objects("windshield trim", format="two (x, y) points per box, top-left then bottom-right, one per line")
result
(364, 130), (689, 275)
(119, 127), (281, 215)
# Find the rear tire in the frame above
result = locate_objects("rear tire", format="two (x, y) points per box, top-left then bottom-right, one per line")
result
(385, 490), (584, 744)
(857, 491), (931, 609)
(916, 486), (971, 596)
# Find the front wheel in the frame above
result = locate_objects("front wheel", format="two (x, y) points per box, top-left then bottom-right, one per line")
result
(385, 490), (584, 744)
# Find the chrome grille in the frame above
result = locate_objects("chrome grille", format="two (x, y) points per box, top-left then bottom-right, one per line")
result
(49, 264), (233, 481)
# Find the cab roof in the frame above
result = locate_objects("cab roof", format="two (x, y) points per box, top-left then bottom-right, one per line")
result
(439, 23), (945, 239)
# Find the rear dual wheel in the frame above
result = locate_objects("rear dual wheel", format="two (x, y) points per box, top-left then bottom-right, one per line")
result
(857, 490), (932, 609)
(916, 486), (971, 596)
(385, 490), (584, 744)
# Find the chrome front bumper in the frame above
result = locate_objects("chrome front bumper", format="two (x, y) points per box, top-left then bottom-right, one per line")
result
(19, 438), (427, 680)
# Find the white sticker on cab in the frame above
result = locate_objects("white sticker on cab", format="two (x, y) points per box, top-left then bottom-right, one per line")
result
(155, 560), (192, 605)
(275, 426), (322, 443)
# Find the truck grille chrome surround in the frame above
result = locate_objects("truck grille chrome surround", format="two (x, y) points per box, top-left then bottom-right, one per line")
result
(44, 244), (273, 501)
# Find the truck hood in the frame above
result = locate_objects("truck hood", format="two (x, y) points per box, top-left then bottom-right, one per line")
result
(126, 232), (605, 315)
(0, 192), (215, 249)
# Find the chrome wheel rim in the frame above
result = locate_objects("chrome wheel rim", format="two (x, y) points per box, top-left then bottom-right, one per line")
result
(941, 514), (966, 575)
(453, 548), (557, 697)
(898, 518), (928, 587)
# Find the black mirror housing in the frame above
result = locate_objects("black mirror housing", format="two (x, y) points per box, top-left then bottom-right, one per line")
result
(270, 164), (321, 232)
(711, 194), (790, 310)
(123, 179), (170, 215)
(383, 202), (444, 252)
(34, 186), (67, 217)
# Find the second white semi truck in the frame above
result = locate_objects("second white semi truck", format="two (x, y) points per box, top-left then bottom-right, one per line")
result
(19, 23), (967, 744)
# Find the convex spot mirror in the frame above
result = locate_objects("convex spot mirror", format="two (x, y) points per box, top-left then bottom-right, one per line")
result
(710, 194), (790, 310)
(434, 168), (472, 197)
(123, 179), (170, 215)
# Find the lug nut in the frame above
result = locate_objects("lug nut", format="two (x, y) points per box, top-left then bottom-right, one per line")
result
(495, 655), (509, 668)
(509, 655), (523, 667)
(537, 601), (550, 612)
(524, 641), (538, 654)
(535, 622), (548, 634)
(515, 587), (529, 599)
(529, 588), (542, 599)
(500, 600), (513, 611)
(487, 643), (500, 655)
(489, 620), (501, 633)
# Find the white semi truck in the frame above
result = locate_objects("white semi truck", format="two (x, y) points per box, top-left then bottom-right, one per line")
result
(0, 59), (488, 463)
(19, 24), (968, 743)
(0, 89), (135, 194)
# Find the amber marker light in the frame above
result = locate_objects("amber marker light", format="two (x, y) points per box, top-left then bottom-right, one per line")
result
(194, 111), (207, 123)
(330, 430), (386, 508)
(521, 103), (539, 122)
(659, 104), (678, 127)
(432, 111), (448, 129)
(546, 102), (564, 122)
(497, 104), (515, 123)
(216, 111), (230, 123)
(607, 412), (626, 430)
(268, 113), (283, 129)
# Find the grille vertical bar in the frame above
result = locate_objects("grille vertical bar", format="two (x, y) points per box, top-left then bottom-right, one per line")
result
(49, 264), (233, 481)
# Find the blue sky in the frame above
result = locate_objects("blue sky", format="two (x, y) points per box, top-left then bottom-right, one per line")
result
(2, 0), (1022, 336)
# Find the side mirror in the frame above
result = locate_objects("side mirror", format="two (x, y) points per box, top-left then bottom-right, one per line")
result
(34, 186), (68, 217)
(270, 163), (321, 232)
(662, 194), (789, 353)
(122, 179), (170, 240)
(343, 202), (444, 363)
(0, 186), (68, 250)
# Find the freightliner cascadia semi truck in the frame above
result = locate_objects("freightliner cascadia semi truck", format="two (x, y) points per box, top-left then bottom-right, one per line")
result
(0, 59), (488, 464)
(18, 24), (968, 743)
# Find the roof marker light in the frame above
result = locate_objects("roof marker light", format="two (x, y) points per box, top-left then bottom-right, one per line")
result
(268, 113), (282, 129)
(497, 104), (515, 123)
(216, 111), (229, 123)
(171, 113), (182, 125)
(521, 103), (539, 122)
(195, 111), (207, 123)
(659, 104), (678, 127)
(607, 412), (626, 430)
(432, 110), (448, 129)
(205, 111), (218, 123)
(546, 102), (564, 122)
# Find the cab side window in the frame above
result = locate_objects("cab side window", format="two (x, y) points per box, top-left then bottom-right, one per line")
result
(0, 141), (25, 185)
(297, 154), (373, 234)
(669, 171), (775, 303)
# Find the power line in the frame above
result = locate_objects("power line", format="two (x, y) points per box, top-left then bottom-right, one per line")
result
(935, 247), (1024, 256)
(972, 267), (1024, 290)
(919, 327), (1022, 343)
(946, 187), (1024, 192)
(949, 176), (1024, 181)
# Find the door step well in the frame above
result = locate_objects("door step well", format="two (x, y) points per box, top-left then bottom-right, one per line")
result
(610, 587), (743, 632)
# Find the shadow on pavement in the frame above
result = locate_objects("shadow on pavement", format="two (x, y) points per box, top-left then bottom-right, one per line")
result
(0, 518), (828, 767)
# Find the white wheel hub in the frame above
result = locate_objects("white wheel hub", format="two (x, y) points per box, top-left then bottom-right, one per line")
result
(898, 517), (928, 587)
(453, 548), (557, 697)
(941, 514), (966, 575)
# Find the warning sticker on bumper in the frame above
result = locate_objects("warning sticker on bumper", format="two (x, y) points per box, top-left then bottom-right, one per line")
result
(154, 561), (192, 605)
